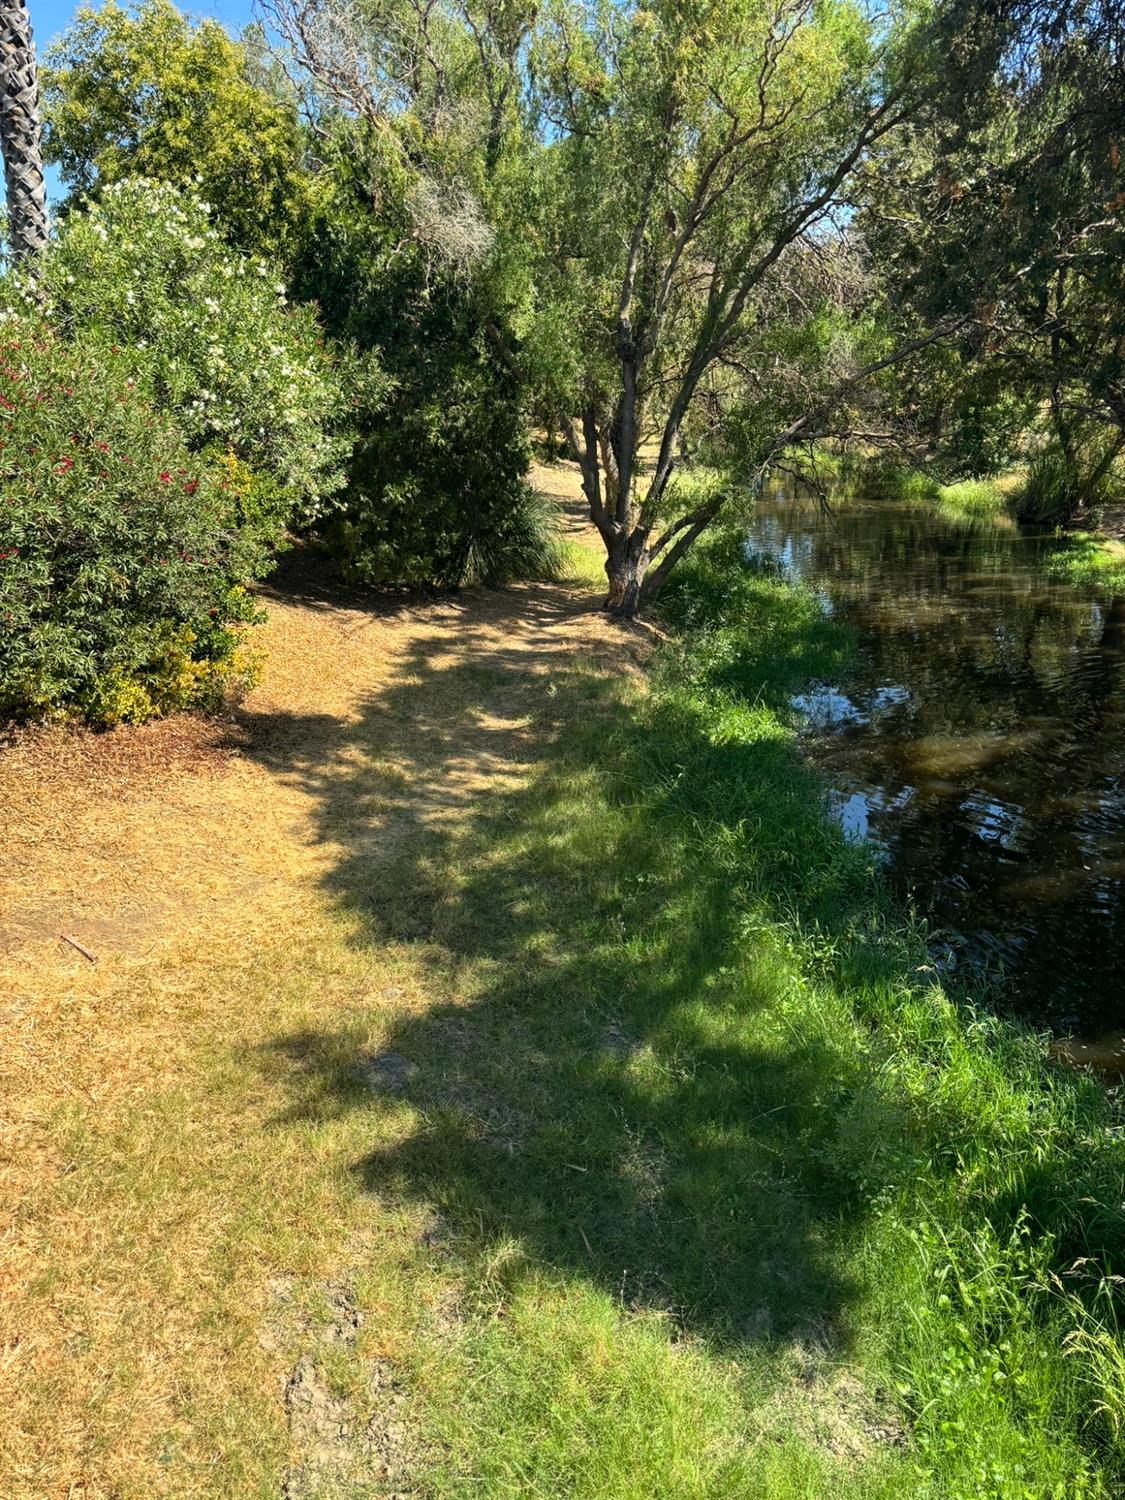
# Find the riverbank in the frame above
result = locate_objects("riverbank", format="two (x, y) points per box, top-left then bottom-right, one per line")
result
(856, 461), (1025, 524)
(3, 463), (1122, 1498)
(848, 455), (1125, 549)
(1043, 533), (1125, 593)
(814, 449), (1125, 588)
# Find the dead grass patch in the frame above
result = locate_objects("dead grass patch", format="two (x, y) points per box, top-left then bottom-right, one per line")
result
(0, 464), (635, 1497)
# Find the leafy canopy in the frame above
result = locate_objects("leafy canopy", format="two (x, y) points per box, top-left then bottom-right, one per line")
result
(43, 0), (313, 259)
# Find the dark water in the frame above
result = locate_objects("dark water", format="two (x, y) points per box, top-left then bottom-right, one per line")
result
(745, 491), (1125, 1038)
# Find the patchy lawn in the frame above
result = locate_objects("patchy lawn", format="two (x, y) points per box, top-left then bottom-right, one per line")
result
(3, 465), (1121, 1499)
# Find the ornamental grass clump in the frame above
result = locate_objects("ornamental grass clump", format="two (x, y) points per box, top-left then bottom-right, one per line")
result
(0, 319), (263, 726)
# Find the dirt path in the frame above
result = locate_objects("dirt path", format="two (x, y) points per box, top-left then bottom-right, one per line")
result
(0, 465), (641, 1499)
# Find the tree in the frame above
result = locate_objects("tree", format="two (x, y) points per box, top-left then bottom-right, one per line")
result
(294, 149), (555, 590)
(42, 0), (313, 260)
(510, 1), (985, 613)
(0, 0), (48, 261)
(263, 0), (917, 612)
(862, 0), (1125, 517)
(260, 0), (558, 587)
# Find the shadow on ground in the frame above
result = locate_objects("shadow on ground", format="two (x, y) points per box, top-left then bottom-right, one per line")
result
(236, 565), (1116, 1368)
(231, 566), (903, 1358)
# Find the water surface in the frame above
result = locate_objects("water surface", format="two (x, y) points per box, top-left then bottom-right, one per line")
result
(745, 491), (1125, 1036)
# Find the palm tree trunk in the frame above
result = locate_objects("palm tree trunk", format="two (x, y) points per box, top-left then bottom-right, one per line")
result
(0, 0), (48, 262)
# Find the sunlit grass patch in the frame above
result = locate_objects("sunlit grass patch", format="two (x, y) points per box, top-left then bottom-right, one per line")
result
(933, 476), (1015, 520)
(559, 535), (608, 586)
(411, 1270), (912, 1499)
(1044, 534), (1125, 593)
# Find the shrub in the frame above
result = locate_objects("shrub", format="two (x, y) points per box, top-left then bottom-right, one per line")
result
(325, 380), (559, 589)
(1017, 447), (1078, 524)
(1015, 444), (1123, 525)
(6, 178), (351, 541)
(458, 482), (564, 588)
(0, 318), (263, 725)
(298, 193), (551, 589)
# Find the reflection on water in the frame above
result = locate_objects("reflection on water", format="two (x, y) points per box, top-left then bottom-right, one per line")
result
(746, 490), (1125, 1036)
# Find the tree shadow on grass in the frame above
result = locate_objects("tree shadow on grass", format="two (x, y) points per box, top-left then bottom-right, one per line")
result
(236, 574), (1120, 1364)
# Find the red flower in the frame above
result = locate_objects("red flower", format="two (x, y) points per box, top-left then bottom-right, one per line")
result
(183, 479), (199, 495)
(56, 457), (74, 474)
(159, 471), (171, 483)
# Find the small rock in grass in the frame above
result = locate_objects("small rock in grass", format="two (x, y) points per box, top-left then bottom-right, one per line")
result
(359, 1050), (418, 1093)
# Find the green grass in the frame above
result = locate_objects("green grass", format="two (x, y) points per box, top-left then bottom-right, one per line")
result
(931, 476), (1017, 519)
(882, 467), (1021, 523)
(559, 535), (609, 586)
(775, 449), (1023, 525)
(1015, 446), (1123, 526)
(273, 533), (1124, 1497)
(19, 516), (1122, 1497)
(1042, 534), (1125, 594)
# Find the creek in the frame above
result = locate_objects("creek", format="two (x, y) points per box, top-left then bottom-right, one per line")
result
(745, 490), (1125, 1041)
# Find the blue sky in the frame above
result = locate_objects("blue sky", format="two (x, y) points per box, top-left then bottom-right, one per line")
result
(31, 0), (258, 201)
(32, 0), (255, 51)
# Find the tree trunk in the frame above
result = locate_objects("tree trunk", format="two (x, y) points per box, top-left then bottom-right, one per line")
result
(1073, 434), (1124, 514)
(0, 0), (48, 263)
(604, 535), (649, 619)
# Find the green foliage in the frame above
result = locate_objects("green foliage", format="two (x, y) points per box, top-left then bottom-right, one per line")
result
(523, 0), (896, 446)
(646, 537), (1124, 1495)
(43, 0), (313, 260)
(300, 175), (551, 589)
(1016, 444), (1122, 526)
(329, 528), (1125, 1495)
(932, 478), (1010, 518)
(8, 177), (351, 538)
(867, 336), (1038, 480)
(808, 452), (1017, 522)
(0, 317), (263, 725)
(1042, 535), (1125, 595)
(860, 0), (1125, 516)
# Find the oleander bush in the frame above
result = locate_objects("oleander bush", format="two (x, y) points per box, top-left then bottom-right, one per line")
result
(6, 178), (353, 542)
(0, 318), (264, 725)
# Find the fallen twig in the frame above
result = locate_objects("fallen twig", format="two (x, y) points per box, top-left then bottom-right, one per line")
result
(59, 933), (97, 963)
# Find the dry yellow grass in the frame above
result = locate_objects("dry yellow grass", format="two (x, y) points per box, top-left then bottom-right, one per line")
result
(0, 465), (634, 1499)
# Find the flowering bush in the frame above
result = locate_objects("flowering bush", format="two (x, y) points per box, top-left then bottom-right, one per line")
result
(7, 178), (351, 540)
(0, 318), (264, 725)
